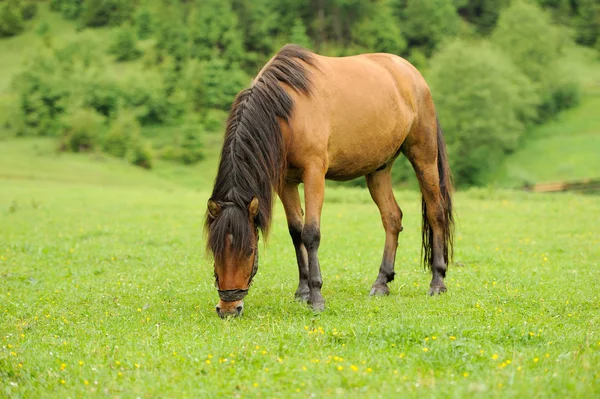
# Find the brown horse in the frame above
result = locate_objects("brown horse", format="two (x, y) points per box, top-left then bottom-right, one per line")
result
(205, 45), (453, 318)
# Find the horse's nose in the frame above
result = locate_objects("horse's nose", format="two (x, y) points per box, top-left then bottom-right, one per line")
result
(215, 301), (244, 318)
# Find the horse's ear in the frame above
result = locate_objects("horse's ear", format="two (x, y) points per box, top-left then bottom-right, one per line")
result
(248, 197), (259, 221)
(207, 198), (221, 219)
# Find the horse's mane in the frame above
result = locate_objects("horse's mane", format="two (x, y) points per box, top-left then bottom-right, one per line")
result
(205, 44), (315, 262)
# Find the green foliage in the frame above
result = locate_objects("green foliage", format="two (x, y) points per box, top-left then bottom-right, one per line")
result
(401, 0), (460, 55)
(79, 0), (133, 28)
(160, 123), (204, 165)
(134, 6), (153, 39)
(290, 18), (312, 49)
(109, 24), (142, 62)
(492, 0), (580, 120)
(453, 0), (511, 34)
(575, 0), (600, 46)
(127, 136), (153, 169)
(429, 39), (539, 186)
(352, 0), (406, 55)
(154, 2), (188, 64)
(188, 0), (244, 66)
(50, 0), (83, 20)
(59, 107), (105, 152)
(21, 2), (37, 21)
(103, 109), (139, 158)
(0, 0), (25, 38)
(199, 58), (249, 110)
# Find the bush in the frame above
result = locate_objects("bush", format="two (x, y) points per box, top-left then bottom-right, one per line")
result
(290, 18), (312, 49)
(79, 0), (133, 28)
(352, 1), (407, 55)
(21, 2), (37, 21)
(59, 107), (105, 153)
(491, 0), (580, 120)
(0, 0), (25, 38)
(109, 25), (142, 62)
(575, 0), (600, 47)
(199, 58), (249, 110)
(428, 39), (539, 186)
(401, 0), (459, 55)
(103, 109), (139, 158)
(50, 0), (83, 20)
(127, 138), (153, 169)
(135, 6), (153, 39)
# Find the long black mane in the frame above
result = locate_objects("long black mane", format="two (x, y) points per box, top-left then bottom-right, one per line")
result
(205, 44), (314, 262)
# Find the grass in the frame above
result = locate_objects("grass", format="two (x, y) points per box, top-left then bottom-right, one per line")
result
(1, 141), (600, 398)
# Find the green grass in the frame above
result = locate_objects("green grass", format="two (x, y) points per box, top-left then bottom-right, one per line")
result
(1, 141), (600, 398)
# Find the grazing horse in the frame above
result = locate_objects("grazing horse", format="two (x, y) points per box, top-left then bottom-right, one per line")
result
(205, 45), (453, 318)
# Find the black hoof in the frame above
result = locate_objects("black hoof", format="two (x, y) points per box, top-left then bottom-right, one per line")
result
(369, 284), (390, 296)
(428, 285), (447, 296)
(295, 291), (310, 302)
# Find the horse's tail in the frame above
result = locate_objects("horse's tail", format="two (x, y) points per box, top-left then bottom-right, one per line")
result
(421, 116), (454, 270)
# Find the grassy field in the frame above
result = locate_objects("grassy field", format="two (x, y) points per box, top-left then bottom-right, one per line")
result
(1, 139), (600, 398)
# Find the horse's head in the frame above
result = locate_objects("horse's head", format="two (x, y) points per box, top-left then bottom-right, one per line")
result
(206, 197), (260, 318)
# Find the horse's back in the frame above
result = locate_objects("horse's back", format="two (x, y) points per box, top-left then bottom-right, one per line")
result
(286, 50), (431, 181)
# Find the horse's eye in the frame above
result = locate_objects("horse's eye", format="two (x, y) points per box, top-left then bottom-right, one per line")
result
(245, 248), (254, 258)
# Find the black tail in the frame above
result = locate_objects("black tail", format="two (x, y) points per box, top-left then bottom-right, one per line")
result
(422, 116), (454, 270)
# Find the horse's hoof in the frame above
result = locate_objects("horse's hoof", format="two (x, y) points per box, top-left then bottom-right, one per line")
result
(428, 285), (447, 296)
(295, 291), (310, 302)
(369, 284), (390, 296)
(308, 299), (325, 312)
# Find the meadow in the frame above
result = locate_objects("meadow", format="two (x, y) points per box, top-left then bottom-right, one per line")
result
(1, 139), (599, 398)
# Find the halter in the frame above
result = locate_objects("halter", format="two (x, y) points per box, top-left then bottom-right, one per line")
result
(216, 230), (259, 303)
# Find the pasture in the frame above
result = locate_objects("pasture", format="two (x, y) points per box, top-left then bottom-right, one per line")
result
(1, 139), (599, 397)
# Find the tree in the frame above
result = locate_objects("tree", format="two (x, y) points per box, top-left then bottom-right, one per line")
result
(109, 24), (142, 62)
(290, 18), (312, 49)
(135, 6), (153, 39)
(428, 39), (539, 186)
(0, 0), (25, 38)
(352, 0), (406, 55)
(79, 0), (133, 28)
(492, 0), (580, 119)
(188, 0), (244, 66)
(401, 0), (460, 55)
(575, 0), (600, 46)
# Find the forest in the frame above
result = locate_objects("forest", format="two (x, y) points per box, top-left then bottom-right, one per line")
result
(1, 0), (599, 186)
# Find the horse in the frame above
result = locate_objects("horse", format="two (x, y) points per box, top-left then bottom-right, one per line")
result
(205, 44), (454, 318)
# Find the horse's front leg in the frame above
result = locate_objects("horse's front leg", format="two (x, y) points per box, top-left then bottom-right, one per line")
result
(279, 182), (309, 301)
(302, 167), (326, 311)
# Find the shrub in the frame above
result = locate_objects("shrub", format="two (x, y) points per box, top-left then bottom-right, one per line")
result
(352, 0), (406, 55)
(127, 138), (153, 169)
(109, 25), (142, 62)
(199, 58), (249, 110)
(428, 39), (539, 186)
(59, 107), (105, 153)
(0, 0), (25, 38)
(401, 0), (459, 55)
(491, 0), (580, 120)
(135, 6), (153, 39)
(79, 0), (133, 28)
(21, 2), (37, 21)
(103, 109), (140, 158)
(290, 18), (312, 49)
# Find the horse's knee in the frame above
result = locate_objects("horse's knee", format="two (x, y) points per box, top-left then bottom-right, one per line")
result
(301, 224), (320, 250)
(384, 208), (403, 235)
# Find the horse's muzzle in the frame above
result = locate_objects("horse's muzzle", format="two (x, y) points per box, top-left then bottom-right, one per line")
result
(216, 300), (244, 318)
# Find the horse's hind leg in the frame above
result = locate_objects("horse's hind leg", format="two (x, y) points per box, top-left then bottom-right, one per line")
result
(279, 182), (310, 301)
(365, 165), (403, 296)
(404, 123), (453, 295)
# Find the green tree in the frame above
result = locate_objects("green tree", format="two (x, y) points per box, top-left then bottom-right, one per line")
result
(79, 0), (133, 28)
(429, 39), (539, 186)
(0, 0), (25, 38)
(135, 6), (153, 39)
(154, 2), (188, 64)
(352, 0), (406, 55)
(59, 107), (105, 153)
(401, 0), (460, 55)
(290, 18), (312, 49)
(200, 58), (249, 110)
(492, 0), (580, 119)
(109, 24), (143, 62)
(575, 0), (600, 46)
(188, 0), (244, 66)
